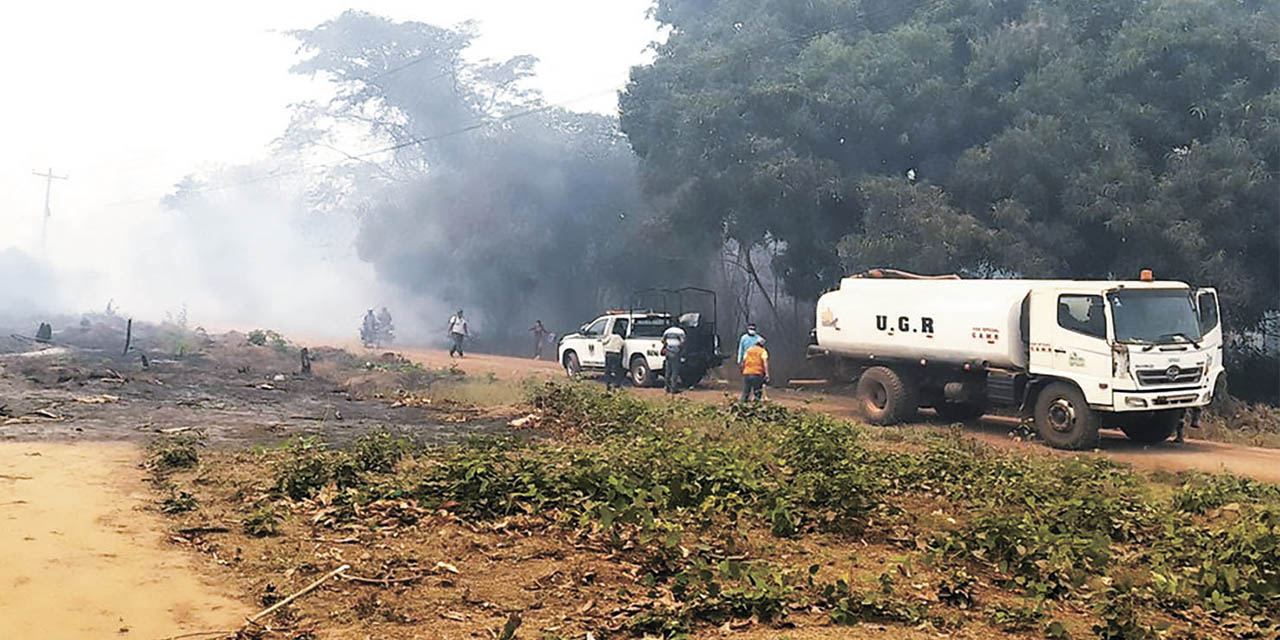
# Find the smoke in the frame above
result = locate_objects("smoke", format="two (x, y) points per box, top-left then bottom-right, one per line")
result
(2, 10), (673, 351)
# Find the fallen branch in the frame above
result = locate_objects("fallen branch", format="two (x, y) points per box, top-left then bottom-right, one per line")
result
(155, 630), (233, 640)
(244, 564), (350, 626)
(342, 572), (426, 585)
(0, 474), (33, 480)
(177, 526), (230, 536)
(308, 536), (360, 544)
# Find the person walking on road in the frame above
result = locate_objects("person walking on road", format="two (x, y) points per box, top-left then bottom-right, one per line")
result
(530, 320), (549, 360)
(447, 309), (468, 358)
(740, 338), (770, 403)
(661, 322), (687, 394)
(737, 323), (762, 364)
(602, 323), (625, 390)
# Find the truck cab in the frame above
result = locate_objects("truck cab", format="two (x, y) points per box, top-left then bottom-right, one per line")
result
(1026, 282), (1220, 447)
(558, 288), (726, 388)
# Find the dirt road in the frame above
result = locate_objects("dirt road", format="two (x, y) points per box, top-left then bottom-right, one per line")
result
(356, 344), (1280, 483)
(0, 442), (246, 639)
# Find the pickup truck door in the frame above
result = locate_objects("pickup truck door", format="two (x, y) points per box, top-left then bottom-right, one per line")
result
(1196, 288), (1224, 393)
(580, 317), (608, 369)
(1028, 288), (1114, 406)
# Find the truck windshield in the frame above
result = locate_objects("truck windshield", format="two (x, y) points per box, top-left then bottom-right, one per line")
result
(1107, 289), (1201, 345)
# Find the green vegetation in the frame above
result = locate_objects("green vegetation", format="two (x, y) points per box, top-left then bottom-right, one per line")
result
(147, 432), (202, 470)
(242, 503), (280, 537)
(214, 384), (1280, 637)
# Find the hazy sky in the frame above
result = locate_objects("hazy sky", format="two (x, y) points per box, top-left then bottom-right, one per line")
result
(0, 0), (659, 259)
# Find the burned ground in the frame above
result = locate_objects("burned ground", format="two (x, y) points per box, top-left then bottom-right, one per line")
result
(0, 319), (510, 449)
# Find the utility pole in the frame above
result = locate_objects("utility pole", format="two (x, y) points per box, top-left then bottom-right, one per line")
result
(32, 167), (68, 249)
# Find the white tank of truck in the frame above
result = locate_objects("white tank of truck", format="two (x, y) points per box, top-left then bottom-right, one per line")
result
(816, 278), (1033, 370)
(808, 270), (1224, 451)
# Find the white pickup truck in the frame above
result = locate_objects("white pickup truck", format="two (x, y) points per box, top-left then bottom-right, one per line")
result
(558, 310), (724, 388)
(808, 270), (1223, 449)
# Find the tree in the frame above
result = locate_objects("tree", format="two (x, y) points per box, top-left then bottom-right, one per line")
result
(285, 11), (682, 342)
(621, 0), (1279, 331)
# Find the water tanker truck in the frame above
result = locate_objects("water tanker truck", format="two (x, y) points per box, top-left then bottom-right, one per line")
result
(807, 270), (1224, 449)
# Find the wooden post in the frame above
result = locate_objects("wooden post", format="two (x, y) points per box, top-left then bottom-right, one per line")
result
(122, 318), (132, 356)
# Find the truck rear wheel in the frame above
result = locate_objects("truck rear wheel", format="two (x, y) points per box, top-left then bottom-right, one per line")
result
(856, 366), (918, 425)
(630, 356), (655, 387)
(1033, 382), (1100, 450)
(1117, 410), (1182, 444)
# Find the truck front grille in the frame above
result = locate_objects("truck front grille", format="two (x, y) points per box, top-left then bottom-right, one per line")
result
(1136, 366), (1202, 386)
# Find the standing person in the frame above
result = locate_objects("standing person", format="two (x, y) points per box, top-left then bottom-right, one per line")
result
(661, 322), (687, 394)
(361, 309), (378, 346)
(740, 337), (770, 403)
(377, 306), (395, 344)
(737, 323), (762, 364)
(601, 322), (625, 390)
(529, 320), (549, 360)
(447, 309), (468, 358)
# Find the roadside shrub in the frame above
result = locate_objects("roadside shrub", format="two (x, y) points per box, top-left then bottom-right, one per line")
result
(149, 432), (202, 470)
(984, 601), (1046, 631)
(350, 430), (412, 473)
(1171, 472), (1280, 514)
(243, 503), (280, 537)
(273, 438), (333, 500)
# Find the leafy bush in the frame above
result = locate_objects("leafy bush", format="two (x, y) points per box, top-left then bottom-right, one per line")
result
(243, 503), (279, 537)
(273, 438), (334, 500)
(1171, 472), (1280, 514)
(149, 433), (202, 470)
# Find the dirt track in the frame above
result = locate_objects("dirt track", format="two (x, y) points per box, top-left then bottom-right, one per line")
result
(0, 442), (246, 638)
(373, 344), (1280, 483)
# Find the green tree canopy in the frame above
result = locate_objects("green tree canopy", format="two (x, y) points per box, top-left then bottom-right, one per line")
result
(621, 0), (1279, 330)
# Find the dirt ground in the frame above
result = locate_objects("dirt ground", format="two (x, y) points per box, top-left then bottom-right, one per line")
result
(1, 327), (1277, 639)
(0, 441), (246, 639)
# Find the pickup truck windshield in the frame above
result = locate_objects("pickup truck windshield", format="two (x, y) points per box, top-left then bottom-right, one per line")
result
(1107, 289), (1201, 345)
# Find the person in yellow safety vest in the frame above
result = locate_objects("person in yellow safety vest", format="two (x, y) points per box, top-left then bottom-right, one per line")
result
(740, 338), (770, 403)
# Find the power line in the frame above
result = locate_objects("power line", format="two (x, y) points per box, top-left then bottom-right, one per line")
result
(32, 167), (68, 248)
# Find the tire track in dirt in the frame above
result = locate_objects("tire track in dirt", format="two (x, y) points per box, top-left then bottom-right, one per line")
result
(0, 441), (247, 639)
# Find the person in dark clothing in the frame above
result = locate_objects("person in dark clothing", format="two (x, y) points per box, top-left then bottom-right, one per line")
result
(530, 320), (549, 359)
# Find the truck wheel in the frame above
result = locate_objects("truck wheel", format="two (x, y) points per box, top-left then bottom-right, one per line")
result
(630, 356), (654, 387)
(563, 352), (581, 379)
(1033, 382), (1100, 450)
(935, 402), (985, 423)
(856, 366), (918, 425)
(1117, 410), (1182, 444)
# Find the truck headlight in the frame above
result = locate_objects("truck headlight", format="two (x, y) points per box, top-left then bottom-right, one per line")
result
(1112, 344), (1131, 378)
(1125, 397), (1148, 408)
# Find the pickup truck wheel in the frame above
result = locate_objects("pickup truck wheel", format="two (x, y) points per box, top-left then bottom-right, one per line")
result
(563, 352), (581, 379)
(630, 356), (654, 387)
(1117, 410), (1182, 444)
(935, 402), (985, 423)
(856, 366), (917, 425)
(1034, 382), (1100, 450)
